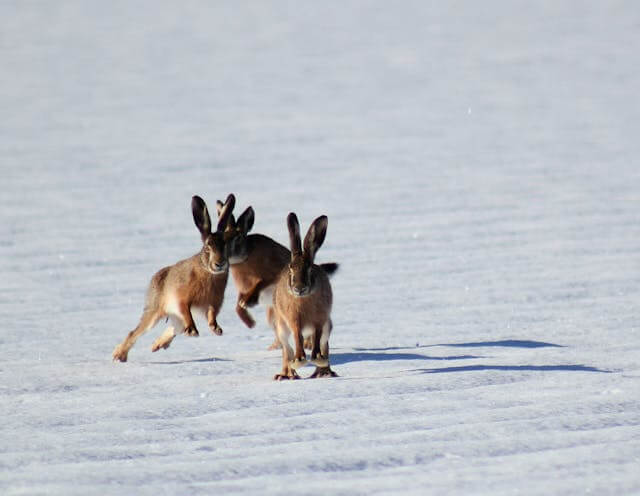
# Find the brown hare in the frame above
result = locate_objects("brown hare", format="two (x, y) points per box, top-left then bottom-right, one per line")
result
(271, 212), (338, 380)
(215, 200), (338, 350)
(112, 194), (235, 362)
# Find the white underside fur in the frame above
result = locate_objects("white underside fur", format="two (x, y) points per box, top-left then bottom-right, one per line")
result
(164, 292), (207, 323)
(163, 292), (181, 320)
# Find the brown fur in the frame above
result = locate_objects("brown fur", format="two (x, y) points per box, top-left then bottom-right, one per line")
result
(216, 202), (338, 351)
(271, 213), (338, 380)
(112, 194), (235, 362)
(229, 234), (289, 328)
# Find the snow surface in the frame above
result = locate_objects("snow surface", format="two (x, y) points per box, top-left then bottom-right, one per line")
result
(2, 1), (640, 494)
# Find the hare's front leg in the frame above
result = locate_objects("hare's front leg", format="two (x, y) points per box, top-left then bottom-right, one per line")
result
(177, 301), (199, 337)
(207, 305), (223, 335)
(289, 320), (307, 370)
(274, 317), (299, 380)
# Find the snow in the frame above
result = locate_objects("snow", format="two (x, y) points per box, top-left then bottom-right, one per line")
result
(2, 1), (640, 494)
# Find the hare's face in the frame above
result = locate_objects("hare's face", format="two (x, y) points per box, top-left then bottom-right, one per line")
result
(288, 256), (313, 297)
(223, 226), (249, 264)
(202, 232), (228, 274)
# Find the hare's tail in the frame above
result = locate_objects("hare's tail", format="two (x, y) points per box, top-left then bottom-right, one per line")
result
(319, 263), (339, 276)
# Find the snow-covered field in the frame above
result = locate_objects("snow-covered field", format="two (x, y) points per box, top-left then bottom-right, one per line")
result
(2, 2), (640, 494)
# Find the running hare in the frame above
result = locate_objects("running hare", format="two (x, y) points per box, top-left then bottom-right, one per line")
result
(271, 212), (338, 380)
(112, 194), (235, 362)
(216, 201), (338, 350)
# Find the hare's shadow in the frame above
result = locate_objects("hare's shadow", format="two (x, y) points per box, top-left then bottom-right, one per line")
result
(341, 340), (610, 373)
(416, 364), (611, 374)
(336, 339), (561, 365)
(330, 351), (481, 366)
(147, 357), (232, 365)
(356, 340), (564, 352)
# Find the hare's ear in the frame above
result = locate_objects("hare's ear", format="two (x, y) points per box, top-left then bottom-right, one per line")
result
(303, 215), (328, 263)
(287, 212), (302, 257)
(192, 195), (212, 240)
(216, 199), (236, 229)
(216, 193), (236, 232)
(236, 206), (255, 234)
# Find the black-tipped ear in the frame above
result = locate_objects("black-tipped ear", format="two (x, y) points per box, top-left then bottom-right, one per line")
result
(215, 199), (236, 229)
(236, 206), (255, 234)
(303, 215), (328, 263)
(216, 193), (236, 232)
(192, 195), (212, 240)
(287, 212), (302, 257)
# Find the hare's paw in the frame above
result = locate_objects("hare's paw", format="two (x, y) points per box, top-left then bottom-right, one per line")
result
(184, 326), (199, 337)
(152, 328), (176, 352)
(209, 324), (223, 336)
(151, 337), (172, 352)
(267, 339), (282, 351)
(236, 305), (256, 328)
(112, 344), (129, 362)
(310, 354), (329, 367)
(309, 366), (338, 379)
(151, 341), (170, 352)
(274, 370), (301, 381)
(289, 357), (308, 370)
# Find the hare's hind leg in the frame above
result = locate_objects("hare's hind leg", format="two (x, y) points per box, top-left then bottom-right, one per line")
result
(151, 316), (181, 352)
(273, 316), (299, 380)
(236, 280), (269, 329)
(236, 299), (256, 328)
(207, 305), (223, 336)
(266, 306), (282, 350)
(310, 320), (338, 378)
(113, 309), (163, 362)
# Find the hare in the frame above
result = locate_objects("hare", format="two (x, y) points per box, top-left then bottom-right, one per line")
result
(112, 194), (235, 362)
(271, 212), (338, 380)
(215, 200), (338, 350)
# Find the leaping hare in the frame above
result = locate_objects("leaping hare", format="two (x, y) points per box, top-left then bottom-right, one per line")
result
(112, 194), (235, 362)
(215, 201), (338, 350)
(271, 212), (338, 380)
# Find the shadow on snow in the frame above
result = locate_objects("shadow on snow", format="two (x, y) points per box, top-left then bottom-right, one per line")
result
(330, 352), (481, 366)
(416, 364), (611, 374)
(442, 340), (564, 349)
(354, 339), (564, 352)
(146, 357), (232, 365)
